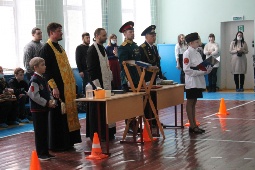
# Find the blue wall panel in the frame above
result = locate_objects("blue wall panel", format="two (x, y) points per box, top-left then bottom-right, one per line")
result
(157, 44), (180, 83)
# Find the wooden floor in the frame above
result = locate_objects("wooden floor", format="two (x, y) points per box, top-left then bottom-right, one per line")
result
(1, 98), (255, 169)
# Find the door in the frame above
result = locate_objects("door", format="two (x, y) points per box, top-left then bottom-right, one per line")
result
(220, 20), (254, 90)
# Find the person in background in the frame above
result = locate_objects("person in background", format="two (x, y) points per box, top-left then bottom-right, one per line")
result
(23, 27), (44, 81)
(27, 57), (56, 160)
(229, 31), (248, 92)
(183, 33), (212, 134)
(75, 32), (90, 94)
(105, 34), (121, 90)
(0, 66), (19, 128)
(39, 22), (81, 151)
(197, 35), (206, 61)
(204, 33), (220, 92)
(175, 34), (188, 84)
(118, 21), (141, 133)
(86, 28), (115, 141)
(8, 68), (30, 123)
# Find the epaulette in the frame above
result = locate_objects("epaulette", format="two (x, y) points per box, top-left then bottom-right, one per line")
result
(122, 39), (133, 46)
(141, 43), (146, 48)
(121, 41), (127, 46)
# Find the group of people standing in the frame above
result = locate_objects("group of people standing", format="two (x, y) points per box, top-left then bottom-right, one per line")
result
(74, 21), (163, 140)
(175, 31), (249, 134)
(2, 19), (249, 159)
(175, 31), (248, 93)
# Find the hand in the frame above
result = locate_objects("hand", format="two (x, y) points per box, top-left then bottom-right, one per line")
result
(52, 88), (60, 99)
(7, 88), (14, 94)
(205, 65), (213, 74)
(176, 65), (181, 70)
(19, 94), (26, 99)
(79, 72), (84, 78)
(113, 49), (118, 56)
(48, 100), (56, 108)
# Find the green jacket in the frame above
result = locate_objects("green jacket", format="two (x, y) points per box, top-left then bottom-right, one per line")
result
(118, 40), (141, 86)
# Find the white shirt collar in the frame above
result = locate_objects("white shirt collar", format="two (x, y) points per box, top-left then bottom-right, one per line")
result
(34, 72), (43, 78)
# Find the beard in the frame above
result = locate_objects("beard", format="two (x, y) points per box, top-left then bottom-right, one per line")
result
(100, 39), (106, 44)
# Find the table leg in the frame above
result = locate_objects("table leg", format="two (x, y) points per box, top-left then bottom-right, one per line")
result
(181, 104), (184, 128)
(162, 105), (184, 128)
(106, 123), (109, 154)
(97, 103), (102, 141)
(175, 105), (177, 126)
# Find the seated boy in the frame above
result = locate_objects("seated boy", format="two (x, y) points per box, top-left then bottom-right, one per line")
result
(27, 57), (56, 160)
(8, 68), (30, 123)
(0, 66), (19, 128)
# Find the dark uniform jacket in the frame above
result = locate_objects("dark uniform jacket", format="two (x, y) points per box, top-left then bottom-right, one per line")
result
(139, 41), (163, 82)
(118, 39), (141, 87)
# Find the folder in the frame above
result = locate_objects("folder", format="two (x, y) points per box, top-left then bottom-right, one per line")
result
(135, 61), (152, 68)
(192, 56), (220, 71)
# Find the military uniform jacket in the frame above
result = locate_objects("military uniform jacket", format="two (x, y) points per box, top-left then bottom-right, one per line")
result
(139, 41), (162, 82)
(118, 39), (141, 86)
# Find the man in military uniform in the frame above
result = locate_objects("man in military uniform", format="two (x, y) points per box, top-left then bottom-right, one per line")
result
(139, 25), (162, 82)
(118, 21), (141, 133)
(139, 25), (163, 127)
(118, 21), (141, 92)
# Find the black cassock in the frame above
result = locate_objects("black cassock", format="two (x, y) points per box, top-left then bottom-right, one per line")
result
(39, 42), (81, 151)
(86, 43), (116, 141)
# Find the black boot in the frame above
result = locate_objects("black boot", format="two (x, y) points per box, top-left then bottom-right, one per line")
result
(212, 84), (216, 92)
(208, 85), (212, 92)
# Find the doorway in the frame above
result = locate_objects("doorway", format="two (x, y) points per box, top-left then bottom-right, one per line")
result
(220, 20), (254, 90)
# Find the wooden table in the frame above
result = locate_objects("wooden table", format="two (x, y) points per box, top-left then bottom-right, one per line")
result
(75, 92), (146, 155)
(151, 84), (185, 128)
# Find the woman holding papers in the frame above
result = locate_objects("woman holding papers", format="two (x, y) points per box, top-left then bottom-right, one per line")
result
(229, 31), (248, 92)
(204, 33), (220, 92)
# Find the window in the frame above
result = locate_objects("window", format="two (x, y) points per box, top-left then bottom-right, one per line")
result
(0, 0), (35, 70)
(63, 0), (102, 68)
(121, 0), (151, 45)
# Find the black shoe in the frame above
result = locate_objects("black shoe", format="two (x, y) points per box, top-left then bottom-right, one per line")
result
(128, 128), (134, 134)
(47, 153), (55, 159)
(38, 155), (51, 161)
(189, 127), (204, 134)
(197, 127), (205, 133)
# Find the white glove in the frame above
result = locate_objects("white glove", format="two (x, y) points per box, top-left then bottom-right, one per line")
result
(205, 65), (213, 75)
(92, 79), (101, 88)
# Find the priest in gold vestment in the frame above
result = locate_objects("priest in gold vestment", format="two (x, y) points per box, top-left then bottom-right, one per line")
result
(39, 22), (81, 151)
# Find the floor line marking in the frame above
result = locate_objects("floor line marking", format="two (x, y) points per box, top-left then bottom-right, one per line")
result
(166, 137), (255, 144)
(164, 157), (176, 159)
(244, 158), (254, 160)
(206, 118), (255, 121)
(211, 157), (222, 159)
(203, 100), (255, 119)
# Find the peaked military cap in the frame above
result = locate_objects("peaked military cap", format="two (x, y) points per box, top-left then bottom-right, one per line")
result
(119, 21), (134, 33)
(185, 32), (199, 43)
(141, 25), (156, 36)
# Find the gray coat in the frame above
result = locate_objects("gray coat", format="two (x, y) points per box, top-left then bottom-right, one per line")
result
(229, 41), (248, 74)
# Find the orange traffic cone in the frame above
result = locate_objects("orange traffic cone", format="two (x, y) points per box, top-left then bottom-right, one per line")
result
(216, 98), (229, 115)
(184, 120), (200, 126)
(138, 119), (157, 142)
(86, 133), (108, 160)
(29, 150), (41, 170)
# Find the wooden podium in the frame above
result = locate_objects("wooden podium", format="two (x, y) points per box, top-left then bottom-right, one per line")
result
(122, 60), (165, 140)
